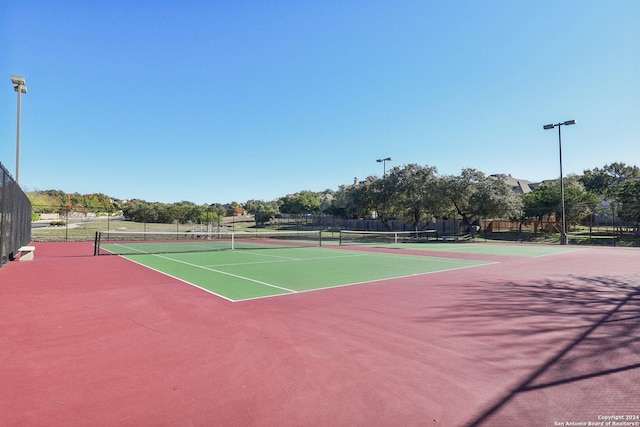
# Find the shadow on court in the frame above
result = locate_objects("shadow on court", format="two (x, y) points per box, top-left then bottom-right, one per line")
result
(418, 274), (640, 425)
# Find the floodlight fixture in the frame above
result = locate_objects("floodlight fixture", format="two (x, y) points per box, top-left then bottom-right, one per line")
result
(376, 157), (392, 178)
(543, 118), (577, 245)
(11, 75), (27, 93)
(543, 120), (577, 130)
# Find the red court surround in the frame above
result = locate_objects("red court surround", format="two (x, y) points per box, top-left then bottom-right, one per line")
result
(1, 242), (638, 426)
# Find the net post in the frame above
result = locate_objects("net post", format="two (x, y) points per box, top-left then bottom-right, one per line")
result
(231, 232), (235, 250)
(94, 231), (100, 256)
(319, 230), (322, 247)
(339, 230), (343, 246)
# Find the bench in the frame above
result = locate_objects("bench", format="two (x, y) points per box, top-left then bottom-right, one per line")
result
(17, 246), (35, 261)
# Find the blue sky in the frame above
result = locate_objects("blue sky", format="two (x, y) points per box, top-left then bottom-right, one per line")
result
(2, 1), (638, 204)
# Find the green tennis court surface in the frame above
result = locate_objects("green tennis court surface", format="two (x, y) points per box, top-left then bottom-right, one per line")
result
(105, 245), (493, 302)
(342, 242), (583, 257)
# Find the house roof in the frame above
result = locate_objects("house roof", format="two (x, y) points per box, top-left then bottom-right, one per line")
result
(490, 174), (535, 194)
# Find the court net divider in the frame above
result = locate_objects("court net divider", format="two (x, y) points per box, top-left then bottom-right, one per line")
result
(94, 229), (323, 256)
(338, 229), (438, 245)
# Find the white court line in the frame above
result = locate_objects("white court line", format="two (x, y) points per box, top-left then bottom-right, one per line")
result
(206, 251), (371, 268)
(239, 261), (499, 302)
(112, 243), (151, 254)
(234, 250), (301, 261)
(110, 242), (228, 254)
(118, 255), (237, 302)
(112, 245), (497, 303)
(151, 253), (298, 293)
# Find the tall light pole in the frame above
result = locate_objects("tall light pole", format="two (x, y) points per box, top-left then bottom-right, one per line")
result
(543, 119), (576, 245)
(11, 75), (27, 185)
(376, 157), (392, 178)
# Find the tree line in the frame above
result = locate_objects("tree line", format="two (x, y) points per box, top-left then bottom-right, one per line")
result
(27, 162), (640, 234)
(29, 190), (118, 213)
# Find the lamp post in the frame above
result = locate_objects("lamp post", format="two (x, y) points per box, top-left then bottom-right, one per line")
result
(11, 75), (27, 185)
(543, 119), (576, 245)
(376, 157), (392, 178)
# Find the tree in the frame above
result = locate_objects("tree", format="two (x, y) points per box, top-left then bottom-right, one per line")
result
(28, 190), (69, 212)
(523, 177), (599, 233)
(226, 201), (243, 217)
(368, 177), (394, 228)
(243, 199), (263, 215)
(245, 199), (279, 226)
(562, 179), (600, 227)
(206, 203), (227, 228)
(581, 162), (640, 235)
(85, 193), (116, 214)
(441, 169), (522, 230)
(615, 179), (640, 236)
(279, 191), (321, 215)
(346, 177), (378, 219)
(173, 201), (204, 224)
(328, 184), (361, 218)
(581, 162), (640, 196)
(319, 190), (335, 214)
(138, 202), (158, 223)
(258, 202), (279, 225)
(157, 203), (178, 224)
(382, 164), (443, 230)
(121, 200), (205, 224)
(471, 176), (523, 221)
(522, 181), (559, 232)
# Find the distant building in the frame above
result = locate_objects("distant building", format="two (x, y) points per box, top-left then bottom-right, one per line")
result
(491, 174), (536, 194)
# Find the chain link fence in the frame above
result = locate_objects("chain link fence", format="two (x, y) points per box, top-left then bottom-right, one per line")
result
(0, 163), (32, 267)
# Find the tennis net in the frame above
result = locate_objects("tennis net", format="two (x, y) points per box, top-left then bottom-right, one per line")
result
(339, 229), (437, 246)
(94, 230), (322, 256)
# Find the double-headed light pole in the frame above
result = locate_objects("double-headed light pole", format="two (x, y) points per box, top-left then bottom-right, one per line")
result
(11, 75), (28, 185)
(376, 157), (392, 178)
(543, 119), (576, 245)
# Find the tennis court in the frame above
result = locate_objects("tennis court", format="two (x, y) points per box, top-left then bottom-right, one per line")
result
(342, 241), (583, 257)
(337, 229), (584, 257)
(102, 245), (492, 301)
(95, 231), (584, 301)
(1, 240), (638, 426)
